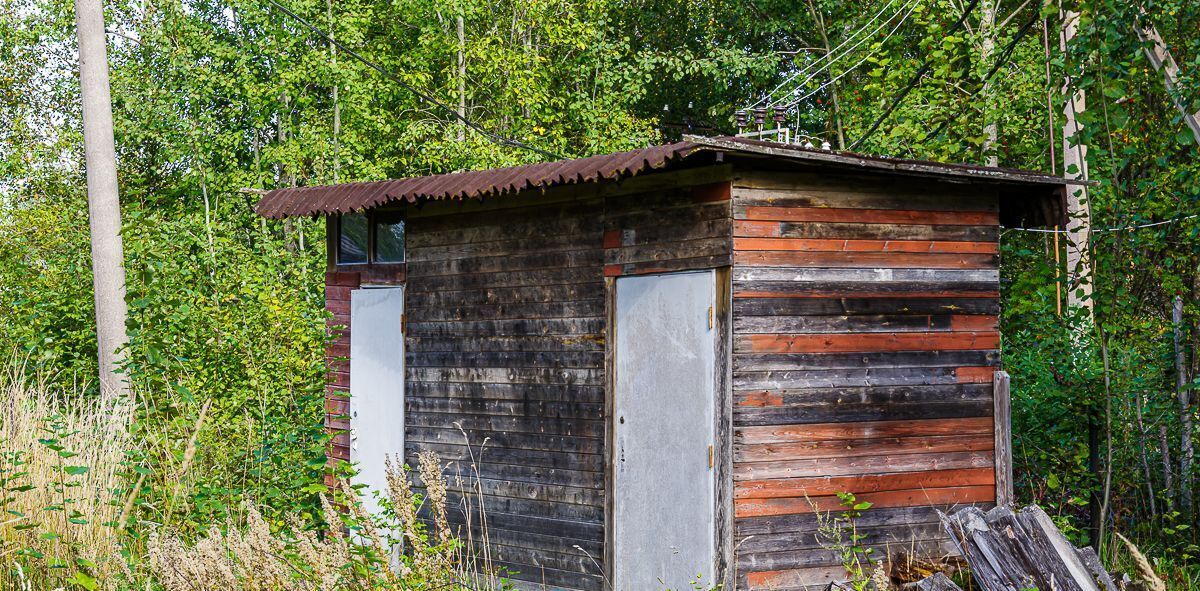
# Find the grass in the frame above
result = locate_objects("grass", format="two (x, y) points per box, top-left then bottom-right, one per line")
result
(0, 367), (132, 589)
(1, 366), (1195, 591)
(0, 368), (510, 590)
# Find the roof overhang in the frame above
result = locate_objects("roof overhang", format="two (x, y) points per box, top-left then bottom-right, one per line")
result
(255, 135), (1082, 227)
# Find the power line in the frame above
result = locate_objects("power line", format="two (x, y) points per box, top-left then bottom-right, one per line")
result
(922, 12), (1041, 142)
(782, 0), (921, 110)
(849, 0), (983, 150)
(1004, 214), (1199, 234)
(261, 0), (561, 160)
(750, 0), (912, 109)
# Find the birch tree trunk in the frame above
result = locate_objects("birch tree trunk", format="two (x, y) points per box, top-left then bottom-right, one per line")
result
(1059, 7), (1093, 314)
(1175, 295), (1193, 516)
(456, 14), (466, 143)
(981, 0), (998, 166)
(1162, 423), (1175, 511)
(75, 0), (130, 396)
(327, 0), (340, 184)
(808, 0), (845, 150)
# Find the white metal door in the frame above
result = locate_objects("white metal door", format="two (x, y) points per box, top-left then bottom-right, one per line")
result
(613, 270), (717, 590)
(350, 286), (406, 520)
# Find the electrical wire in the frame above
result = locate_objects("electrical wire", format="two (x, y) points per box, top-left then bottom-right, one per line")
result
(782, 0), (921, 110)
(848, 0), (983, 150)
(749, 0), (912, 109)
(922, 12), (1041, 142)
(1004, 214), (1199, 234)
(262, 0), (561, 160)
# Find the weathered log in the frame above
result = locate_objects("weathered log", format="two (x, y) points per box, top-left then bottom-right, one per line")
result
(903, 572), (964, 591)
(939, 505), (1120, 591)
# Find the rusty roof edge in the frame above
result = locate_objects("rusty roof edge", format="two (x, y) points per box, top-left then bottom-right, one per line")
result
(683, 135), (1093, 187)
(253, 142), (708, 218)
(253, 137), (1088, 219)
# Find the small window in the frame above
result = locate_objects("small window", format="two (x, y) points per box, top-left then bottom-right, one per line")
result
(336, 211), (405, 265)
(373, 217), (405, 263)
(338, 213), (368, 265)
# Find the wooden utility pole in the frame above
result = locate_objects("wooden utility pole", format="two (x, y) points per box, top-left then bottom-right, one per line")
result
(75, 0), (130, 396)
(1137, 20), (1200, 145)
(1059, 6), (1093, 315)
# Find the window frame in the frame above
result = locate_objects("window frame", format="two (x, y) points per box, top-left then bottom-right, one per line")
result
(371, 211), (406, 264)
(334, 210), (405, 266)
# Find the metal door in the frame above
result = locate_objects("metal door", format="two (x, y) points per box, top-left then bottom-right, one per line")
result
(613, 270), (717, 590)
(350, 286), (406, 520)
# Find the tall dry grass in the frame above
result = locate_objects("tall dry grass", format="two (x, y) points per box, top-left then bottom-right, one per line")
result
(0, 367), (133, 589)
(144, 451), (484, 591)
(0, 367), (529, 591)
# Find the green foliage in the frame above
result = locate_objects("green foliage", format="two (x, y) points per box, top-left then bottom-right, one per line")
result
(3, 0), (1200, 585)
(817, 492), (877, 591)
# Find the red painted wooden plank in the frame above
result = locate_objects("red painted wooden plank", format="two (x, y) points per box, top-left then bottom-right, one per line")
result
(739, 206), (1000, 225)
(732, 235), (999, 254)
(601, 230), (621, 249)
(735, 485), (994, 517)
(692, 181), (732, 202)
(325, 271), (362, 287)
(746, 566), (852, 591)
(326, 285), (354, 301)
(738, 391), (784, 407)
(734, 467), (996, 499)
(956, 366), (997, 383)
(734, 289), (1001, 299)
(735, 418), (995, 444)
(741, 332), (1001, 353)
(952, 314), (999, 330)
(734, 250), (998, 269)
(735, 434), (994, 463)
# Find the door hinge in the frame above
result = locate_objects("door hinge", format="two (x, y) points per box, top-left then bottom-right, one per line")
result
(708, 444), (714, 469)
(400, 313), (406, 335)
(708, 305), (714, 329)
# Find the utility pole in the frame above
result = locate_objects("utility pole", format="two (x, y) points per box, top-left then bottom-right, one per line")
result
(75, 0), (129, 396)
(1136, 19), (1200, 145)
(1059, 5), (1093, 315)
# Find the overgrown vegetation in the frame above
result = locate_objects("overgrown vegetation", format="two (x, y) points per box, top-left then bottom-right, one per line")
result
(0, 371), (509, 590)
(2, 0), (1200, 588)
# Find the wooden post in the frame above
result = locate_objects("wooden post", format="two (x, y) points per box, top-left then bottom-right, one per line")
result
(1054, 225), (1062, 316)
(1137, 19), (1200, 145)
(994, 371), (1014, 507)
(75, 0), (130, 396)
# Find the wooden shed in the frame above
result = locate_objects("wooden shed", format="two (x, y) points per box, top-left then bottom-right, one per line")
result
(255, 136), (1070, 591)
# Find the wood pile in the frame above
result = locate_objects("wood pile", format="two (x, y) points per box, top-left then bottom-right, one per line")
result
(897, 505), (1122, 591)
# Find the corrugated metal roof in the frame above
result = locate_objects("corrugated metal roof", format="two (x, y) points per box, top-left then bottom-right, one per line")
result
(255, 142), (705, 218)
(254, 136), (1079, 219)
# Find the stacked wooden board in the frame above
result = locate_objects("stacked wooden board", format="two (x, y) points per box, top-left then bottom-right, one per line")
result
(730, 170), (1003, 590)
(938, 505), (1119, 591)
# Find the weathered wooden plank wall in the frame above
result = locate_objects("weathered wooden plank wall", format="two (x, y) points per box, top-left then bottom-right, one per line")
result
(729, 170), (1001, 591)
(324, 167), (733, 591)
(402, 197), (608, 591)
